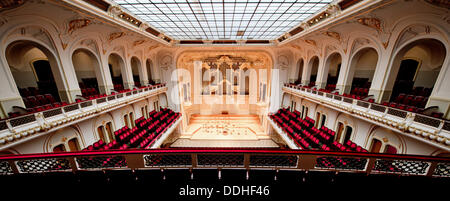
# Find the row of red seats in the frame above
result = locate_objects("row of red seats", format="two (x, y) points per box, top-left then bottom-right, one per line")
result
(270, 108), (367, 153)
(18, 87), (41, 97)
(410, 86), (432, 97)
(81, 88), (99, 98)
(23, 94), (56, 108)
(325, 84), (336, 92)
(285, 83), (446, 120)
(393, 93), (427, 108)
(114, 84), (124, 91)
(83, 108), (180, 151)
(7, 84), (166, 120)
(351, 87), (369, 98)
(76, 94), (108, 102)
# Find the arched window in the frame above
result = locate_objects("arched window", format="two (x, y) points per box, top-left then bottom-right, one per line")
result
(347, 47), (378, 97)
(146, 59), (154, 84)
(72, 49), (102, 96)
(386, 39), (446, 115)
(6, 40), (64, 112)
(131, 57), (141, 88)
(105, 122), (114, 141)
(297, 59), (304, 84)
(343, 125), (353, 143)
(108, 53), (126, 90)
(97, 125), (106, 141)
(308, 56), (319, 86)
(370, 139), (382, 153)
(68, 138), (80, 151)
(335, 122), (345, 142)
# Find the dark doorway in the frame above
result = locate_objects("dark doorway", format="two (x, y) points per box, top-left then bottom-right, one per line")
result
(33, 60), (55, 82)
(390, 59), (419, 101)
(370, 139), (382, 153)
(32, 60), (59, 101)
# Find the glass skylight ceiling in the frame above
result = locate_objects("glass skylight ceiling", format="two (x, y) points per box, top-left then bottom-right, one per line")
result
(112, 0), (333, 40)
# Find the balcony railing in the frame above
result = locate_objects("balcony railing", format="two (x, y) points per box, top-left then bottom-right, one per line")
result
(0, 84), (167, 149)
(0, 148), (448, 177)
(283, 84), (450, 150)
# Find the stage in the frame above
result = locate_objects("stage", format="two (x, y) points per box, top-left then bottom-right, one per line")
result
(171, 114), (278, 148)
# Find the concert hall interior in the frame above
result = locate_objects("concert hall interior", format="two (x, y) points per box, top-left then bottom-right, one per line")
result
(0, 0), (449, 197)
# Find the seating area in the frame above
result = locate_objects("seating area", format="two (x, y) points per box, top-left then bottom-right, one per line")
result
(350, 87), (369, 98)
(285, 83), (446, 120)
(81, 87), (100, 98)
(18, 93), (68, 117)
(4, 84), (166, 120)
(269, 107), (367, 153)
(325, 84), (336, 92)
(83, 108), (180, 151)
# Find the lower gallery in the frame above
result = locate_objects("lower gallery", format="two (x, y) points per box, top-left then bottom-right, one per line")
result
(0, 0), (449, 199)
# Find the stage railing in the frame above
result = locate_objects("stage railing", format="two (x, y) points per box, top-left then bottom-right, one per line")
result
(0, 149), (448, 177)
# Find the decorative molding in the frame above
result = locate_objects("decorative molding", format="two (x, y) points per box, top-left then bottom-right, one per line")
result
(356, 17), (382, 33)
(61, 42), (68, 50)
(133, 39), (146, 47)
(0, 0), (25, 12)
(324, 31), (341, 41)
(108, 5), (122, 16)
(290, 44), (302, 51)
(148, 45), (159, 51)
(304, 39), (317, 47)
(278, 55), (289, 70)
(68, 19), (92, 34)
(108, 32), (125, 42)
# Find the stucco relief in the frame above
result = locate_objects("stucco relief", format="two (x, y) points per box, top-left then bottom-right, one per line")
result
(7, 25), (55, 50)
(160, 55), (173, 70)
(176, 51), (272, 70)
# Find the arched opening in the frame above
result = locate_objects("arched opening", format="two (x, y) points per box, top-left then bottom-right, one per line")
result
(308, 56), (319, 87)
(335, 122), (345, 142)
(108, 53), (126, 91)
(369, 138), (382, 153)
(72, 49), (102, 98)
(343, 125), (353, 143)
(347, 47), (378, 98)
(131, 57), (141, 88)
(295, 59), (304, 84)
(324, 53), (341, 91)
(386, 39), (446, 117)
(146, 59), (155, 85)
(68, 138), (80, 151)
(5, 40), (64, 116)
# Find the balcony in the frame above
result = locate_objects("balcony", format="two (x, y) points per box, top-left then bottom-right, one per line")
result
(0, 148), (448, 177)
(283, 84), (450, 150)
(0, 84), (167, 149)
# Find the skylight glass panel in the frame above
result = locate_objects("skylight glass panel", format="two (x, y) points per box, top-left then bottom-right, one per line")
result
(112, 0), (332, 40)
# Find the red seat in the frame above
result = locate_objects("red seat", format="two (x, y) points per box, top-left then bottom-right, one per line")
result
(26, 96), (40, 108)
(394, 93), (406, 103)
(431, 112), (443, 119)
(44, 94), (56, 103)
(389, 102), (397, 108)
(36, 95), (48, 105)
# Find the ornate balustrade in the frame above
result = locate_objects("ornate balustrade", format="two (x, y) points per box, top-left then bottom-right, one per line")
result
(0, 148), (448, 177)
(282, 84), (450, 150)
(0, 84), (167, 149)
